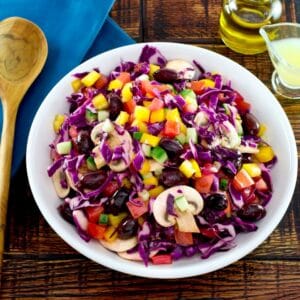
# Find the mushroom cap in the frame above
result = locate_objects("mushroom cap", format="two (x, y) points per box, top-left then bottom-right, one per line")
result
(100, 237), (138, 252)
(52, 167), (70, 198)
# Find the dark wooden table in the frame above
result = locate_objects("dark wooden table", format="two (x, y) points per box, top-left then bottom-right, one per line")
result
(1, 1), (300, 299)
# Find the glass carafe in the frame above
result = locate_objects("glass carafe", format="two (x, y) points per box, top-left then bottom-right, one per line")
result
(219, 0), (282, 54)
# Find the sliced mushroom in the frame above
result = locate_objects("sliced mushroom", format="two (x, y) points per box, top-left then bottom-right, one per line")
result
(194, 111), (209, 127)
(65, 169), (79, 191)
(220, 120), (241, 149)
(118, 249), (158, 261)
(52, 167), (70, 198)
(92, 146), (106, 169)
(153, 185), (204, 227)
(91, 123), (104, 145)
(99, 237), (138, 252)
(237, 145), (259, 154)
(165, 59), (196, 80)
(109, 159), (128, 172)
(176, 210), (200, 233)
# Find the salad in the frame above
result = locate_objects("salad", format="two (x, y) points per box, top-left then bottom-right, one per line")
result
(48, 45), (276, 265)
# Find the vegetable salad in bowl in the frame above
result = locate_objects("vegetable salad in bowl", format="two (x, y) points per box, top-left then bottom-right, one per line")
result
(47, 45), (276, 266)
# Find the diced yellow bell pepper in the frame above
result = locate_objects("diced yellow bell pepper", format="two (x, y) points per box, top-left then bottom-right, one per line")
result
(121, 82), (133, 102)
(199, 78), (215, 89)
(92, 93), (109, 110)
(148, 185), (165, 197)
(242, 163), (261, 178)
(150, 109), (165, 123)
(149, 64), (160, 77)
(257, 124), (267, 137)
(190, 159), (202, 178)
(166, 108), (181, 122)
(139, 159), (151, 175)
(131, 120), (148, 133)
(81, 71), (101, 87)
(115, 111), (130, 126)
(53, 114), (66, 133)
(108, 79), (123, 91)
(143, 176), (158, 186)
(104, 225), (118, 242)
(180, 122), (187, 134)
(108, 212), (128, 227)
(71, 78), (82, 92)
(134, 106), (150, 122)
(143, 100), (152, 107)
(179, 160), (195, 178)
(140, 133), (161, 147)
(254, 146), (275, 163)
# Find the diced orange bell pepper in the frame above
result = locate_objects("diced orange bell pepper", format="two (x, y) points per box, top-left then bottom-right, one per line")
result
(149, 98), (164, 111)
(85, 206), (104, 223)
(94, 74), (108, 89)
(194, 174), (214, 193)
(123, 98), (136, 115)
(232, 169), (255, 191)
(190, 80), (206, 94)
(116, 72), (131, 84)
(163, 120), (181, 138)
(126, 199), (148, 219)
(174, 230), (194, 246)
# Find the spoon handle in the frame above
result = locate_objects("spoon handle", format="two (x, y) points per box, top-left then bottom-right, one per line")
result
(0, 101), (18, 266)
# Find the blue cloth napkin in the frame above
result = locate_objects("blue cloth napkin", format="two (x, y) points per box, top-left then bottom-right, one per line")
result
(0, 0), (135, 176)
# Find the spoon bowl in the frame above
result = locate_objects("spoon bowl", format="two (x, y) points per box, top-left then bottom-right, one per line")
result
(0, 17), (47, 265)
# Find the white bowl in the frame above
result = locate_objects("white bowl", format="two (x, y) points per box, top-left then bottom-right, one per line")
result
(26, 42), (298, 278)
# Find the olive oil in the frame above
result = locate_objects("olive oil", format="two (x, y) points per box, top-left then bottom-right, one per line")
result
(219, 0), (282, 54)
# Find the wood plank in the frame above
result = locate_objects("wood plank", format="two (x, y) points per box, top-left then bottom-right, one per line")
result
(143, 0), (289, 42)
(1, 258), (300, 299)
(111, 0), (141, 41)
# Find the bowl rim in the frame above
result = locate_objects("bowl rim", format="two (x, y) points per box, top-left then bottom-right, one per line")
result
(26, 42), (298, 278)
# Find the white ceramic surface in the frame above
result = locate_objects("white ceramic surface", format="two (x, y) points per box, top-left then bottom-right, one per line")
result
(26, 42), (298, 279)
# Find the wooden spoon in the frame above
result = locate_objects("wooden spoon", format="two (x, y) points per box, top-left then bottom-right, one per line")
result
(0, 17), (48, 265)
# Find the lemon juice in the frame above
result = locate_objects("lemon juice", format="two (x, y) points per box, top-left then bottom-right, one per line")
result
(270, 38), (300, 88)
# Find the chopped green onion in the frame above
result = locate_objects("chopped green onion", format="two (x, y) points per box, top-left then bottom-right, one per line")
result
(220, 178), (229, 190)
(85, 109), (97, 123)
(98, 213), (109, 225)
(133, 131), (143, 140)
(86, 156), (97, 171)
(175, 133), (186, 145)
(97, 110), (109, 122)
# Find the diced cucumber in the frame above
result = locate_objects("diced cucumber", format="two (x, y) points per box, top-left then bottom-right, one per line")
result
(220, 178), (228, 190)
(56, 141), (72, 155)
(86, 156), (97, 171)
(223, 103), (231, 115)
(175, 195), (189, 212)
(151, 146), (168, 164)
(138, 189), (150, 201)
(133, 131), (143, 140)
(102, 119), (114, 133)
(142, 172), (153, 179)
(186, 127), (198, 144)
(175, 133), (186, 145)
(180, 89), (196, 101)
(142, 143), (152, 157)
(98, 110), (109, 122)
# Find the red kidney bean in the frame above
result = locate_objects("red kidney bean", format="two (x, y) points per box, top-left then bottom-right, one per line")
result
(237, 203), (266, 221)
(153, 68), (178, 83)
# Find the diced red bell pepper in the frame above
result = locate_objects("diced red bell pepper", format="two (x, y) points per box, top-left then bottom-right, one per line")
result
(194, 174), (214, 193)
(102, 181), (119, 197)
(151, 254), (173, 265)
(233, 92), (251, 114)
(94, 75), (108, 89)
(85, 206), (104, 223)
(124, 98), (136, 115)
(163, 120), (180, 138)
(87, 222), (106, 239)
(141, 80), (169, 97)
(174, 230), (194, 246)
(126, 199), (148, 219)
(116, 72), (131, 84)
(148, 98), (164, 111)
(200, 227), (218, 239)
(224, 193), (232, 217)
(232, 169), (255, 191)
